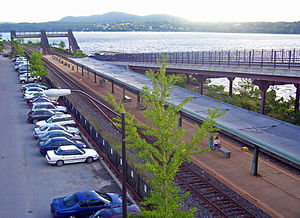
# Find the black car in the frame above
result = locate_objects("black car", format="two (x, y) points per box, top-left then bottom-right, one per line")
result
(27, 109), (62, 124)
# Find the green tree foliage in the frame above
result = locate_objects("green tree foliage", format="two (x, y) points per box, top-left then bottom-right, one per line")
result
(105, 56), (224, 217)
(204, 79), (300, 126)
(59, 41), (66, 49)
(29, 50), (48, 78)
(12, 37), (25, 56)
(73, 49), (87, 58)
(0, 31), (4, 53)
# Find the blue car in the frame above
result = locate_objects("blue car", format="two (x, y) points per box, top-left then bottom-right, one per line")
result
(89, 204), (141, 218)
(50, 191), (123, 218)
(39, 137), (85, 155)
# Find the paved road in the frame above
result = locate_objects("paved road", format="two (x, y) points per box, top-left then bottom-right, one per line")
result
(0, 55), (120, 217)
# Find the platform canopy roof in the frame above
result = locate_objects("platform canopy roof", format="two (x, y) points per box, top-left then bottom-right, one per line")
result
(71, 57), (300, 165)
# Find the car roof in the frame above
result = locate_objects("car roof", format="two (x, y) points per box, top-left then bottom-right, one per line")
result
(46, 130), (70, 134)
(52, 114), (71, 118)
(33, 109), (55, 113)
(33, 102), (53, 106)
(59, 145), (77, 150)
(51, 137), (73, 142)
(76, 191), (101, 201)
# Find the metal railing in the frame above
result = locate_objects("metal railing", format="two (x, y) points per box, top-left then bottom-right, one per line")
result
(94, 49), (300, 69)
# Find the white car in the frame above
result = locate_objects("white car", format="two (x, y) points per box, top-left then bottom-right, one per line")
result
(19, 74), (40, 84)
(33, 123), (79, 138)
(46, 145), (99, 167)
(35, 114), (76, 128)
(31, 102), (67, 113)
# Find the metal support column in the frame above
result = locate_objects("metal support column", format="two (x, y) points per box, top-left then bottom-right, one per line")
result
(111, 80), (114, 94)
(295, 84), (300, 112)
(82, 66), (84, 76)
(251, 145), (259, 175)
(137, 92), (141, 109)
(94, 72), (97, 83)
(209, 135), (213, 149)
(87, 68), (90, 79)
(122, 86), (126, 100)
(121, 113), (127, 218)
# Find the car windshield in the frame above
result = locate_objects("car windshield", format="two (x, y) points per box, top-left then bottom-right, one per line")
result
(54, 147), (63, 155)
(95, 192), (112, 204)
(40, 131), (50, 138)
(40, 125), (48, 131)
(46, 117), (53, 123)
(44, 138), (53, 146)
(63, 193), (79, 207)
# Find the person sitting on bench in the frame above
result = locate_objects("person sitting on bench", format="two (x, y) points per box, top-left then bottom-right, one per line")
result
(213, 136), (221, 149)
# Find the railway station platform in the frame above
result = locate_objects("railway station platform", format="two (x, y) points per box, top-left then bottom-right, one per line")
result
(45, 55), (300, 217)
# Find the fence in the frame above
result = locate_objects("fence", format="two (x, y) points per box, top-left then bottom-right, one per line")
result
(44, 77), (151, 201)
(94, 49), (300, 69)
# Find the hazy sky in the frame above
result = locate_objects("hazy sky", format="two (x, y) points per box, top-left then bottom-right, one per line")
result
(2, 0), (300, 23)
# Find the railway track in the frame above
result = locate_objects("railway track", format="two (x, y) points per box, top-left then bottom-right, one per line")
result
(176, 162), (256, 217)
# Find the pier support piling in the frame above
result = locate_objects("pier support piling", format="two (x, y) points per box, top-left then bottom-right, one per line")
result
(228, 77), (235, 97)
(194, 75), (206, 95)
(253, 80), (270, 114)
(295, 84), (300, 112)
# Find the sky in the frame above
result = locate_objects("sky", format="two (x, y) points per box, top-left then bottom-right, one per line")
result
(1, 0), (300, 23)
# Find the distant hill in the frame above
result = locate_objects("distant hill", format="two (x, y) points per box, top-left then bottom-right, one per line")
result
(1, 11), (300, 34)
(59, 12), (186, 23)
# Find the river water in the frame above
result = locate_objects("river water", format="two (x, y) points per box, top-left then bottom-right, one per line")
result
(2, 31), (300, 99)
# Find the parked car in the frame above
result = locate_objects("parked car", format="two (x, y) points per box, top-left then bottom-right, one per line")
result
(23, 87), (45, 96)
(19, 74), (40, 84)
(22, 83), (47, 91)
(29, 97), (59, 107)
(46, 145), (99, 166)
(40, 137), (85, 155)
(27, 109), (63, 124)
(3, 52), (9, 57)
(31, 102), (67, 113)
(37, 130), (82, 143)
(24, 92), (47, 102)
(35, 114), (76, 128)
(33, 123), (79, 138)
(50, 191), (123, 218)
(90, 204), (141, 218)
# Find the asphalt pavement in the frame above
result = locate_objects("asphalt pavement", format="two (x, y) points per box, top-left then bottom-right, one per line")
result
(0, 55), (120, 217)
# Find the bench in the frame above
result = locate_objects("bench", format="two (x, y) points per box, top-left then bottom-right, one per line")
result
(215, 147), (231, 159)
(123, 95), (132, 102)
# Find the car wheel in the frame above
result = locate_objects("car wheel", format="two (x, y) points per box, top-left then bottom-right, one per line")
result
(56, 160), (64, 167)
(86, 157), (93, 163)
(32, 118), (39, 124)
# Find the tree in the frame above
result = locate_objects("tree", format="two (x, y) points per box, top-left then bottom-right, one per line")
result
(29, 50), (48, 78)
(12, 37), (25, 56)
(59, 40), (66, 49)
(105, 56), (224, 217)
(0, 31), (4, 53)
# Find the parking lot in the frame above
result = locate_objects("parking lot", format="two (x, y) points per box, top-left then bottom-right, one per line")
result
(0, 55), (121, 217)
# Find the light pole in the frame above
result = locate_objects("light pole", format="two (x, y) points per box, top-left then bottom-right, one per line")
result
(70, 90), (127, 217)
